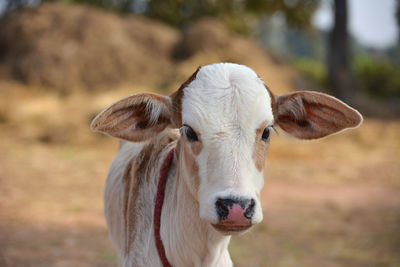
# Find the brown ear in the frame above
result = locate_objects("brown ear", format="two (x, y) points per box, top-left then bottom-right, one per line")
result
(275, 91), (363, 140)
(90, 93), (172, 142)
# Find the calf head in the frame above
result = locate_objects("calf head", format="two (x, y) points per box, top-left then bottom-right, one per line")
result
(91, 63), (362, 235)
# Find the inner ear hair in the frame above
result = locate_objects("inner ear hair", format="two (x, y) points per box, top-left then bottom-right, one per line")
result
(90, 93), (173, 142)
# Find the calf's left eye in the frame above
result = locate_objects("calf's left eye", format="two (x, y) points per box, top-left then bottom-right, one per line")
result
(261, 127), (270, 141)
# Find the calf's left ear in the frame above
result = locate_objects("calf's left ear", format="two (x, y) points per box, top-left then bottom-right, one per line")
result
(274, 91), (363, 140)
(90, 93), (173, 142)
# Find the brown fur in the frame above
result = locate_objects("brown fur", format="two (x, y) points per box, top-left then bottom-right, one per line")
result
(191, 141), (203, 156)
(170, 67), (201, 127)
(123, 130), (179, 255)
(122, 160), (134, 255)
(275, 91), (362, 139)
(253, 121), (269, 172)
(177, 138), (201, 195)
(123, 146), (152, 255)
(178, 126), (202, 192)
(124, 169), (141, 255)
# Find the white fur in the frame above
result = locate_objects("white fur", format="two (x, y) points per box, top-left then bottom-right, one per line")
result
(182, 63), (272, 225)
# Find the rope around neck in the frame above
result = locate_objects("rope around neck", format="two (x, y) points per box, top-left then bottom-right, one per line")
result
(153, 147), (175, 267)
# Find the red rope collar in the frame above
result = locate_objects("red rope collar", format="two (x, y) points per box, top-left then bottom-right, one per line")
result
(153, 147), (175, 267)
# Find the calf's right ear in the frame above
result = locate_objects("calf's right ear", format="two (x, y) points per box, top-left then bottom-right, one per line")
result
(90, 93), (174, 142)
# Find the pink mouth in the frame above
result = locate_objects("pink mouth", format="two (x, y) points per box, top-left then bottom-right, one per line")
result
(212, 221), (252, 233)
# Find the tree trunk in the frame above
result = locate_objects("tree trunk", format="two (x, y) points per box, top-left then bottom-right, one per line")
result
(328, 0), (355, 102)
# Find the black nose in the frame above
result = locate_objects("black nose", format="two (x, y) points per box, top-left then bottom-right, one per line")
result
(215, 197), (256, 220)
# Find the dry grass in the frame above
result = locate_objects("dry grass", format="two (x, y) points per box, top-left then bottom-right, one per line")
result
(0, 79), (399, 267)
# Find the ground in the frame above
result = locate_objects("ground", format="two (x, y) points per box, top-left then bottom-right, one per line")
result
(0, 82), (399, 267)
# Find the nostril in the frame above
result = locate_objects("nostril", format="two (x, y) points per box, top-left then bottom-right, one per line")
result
(216, 198), (229, 219)
(244, 199), (255, 219)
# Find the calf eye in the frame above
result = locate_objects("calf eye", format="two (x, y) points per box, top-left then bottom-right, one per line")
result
(262, 127), (270, 141)
(183, 124), (198, 142)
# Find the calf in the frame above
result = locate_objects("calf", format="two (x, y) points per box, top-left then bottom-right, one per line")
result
(91, 63), (362, 266)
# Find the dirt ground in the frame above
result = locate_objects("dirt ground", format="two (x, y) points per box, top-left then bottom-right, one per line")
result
(0, 81), (399, 267)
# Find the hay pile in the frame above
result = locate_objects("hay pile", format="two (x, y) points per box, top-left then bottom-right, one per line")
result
(0, 3), (179, 91)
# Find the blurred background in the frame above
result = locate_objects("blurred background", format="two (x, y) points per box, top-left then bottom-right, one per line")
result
(0, 0), (399, 266)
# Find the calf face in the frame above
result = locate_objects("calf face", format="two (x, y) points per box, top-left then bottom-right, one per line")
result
(91, 63), (362, 235)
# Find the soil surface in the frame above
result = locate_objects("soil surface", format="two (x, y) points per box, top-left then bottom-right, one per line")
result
(0, 81), (399, 267)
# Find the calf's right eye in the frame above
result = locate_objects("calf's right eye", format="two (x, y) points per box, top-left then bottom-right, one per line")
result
(183, 124), (198, 142)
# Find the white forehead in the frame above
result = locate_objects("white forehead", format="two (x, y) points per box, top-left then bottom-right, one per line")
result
(181, 63), (274, 133)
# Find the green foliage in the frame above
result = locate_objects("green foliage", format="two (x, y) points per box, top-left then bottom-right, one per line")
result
(293, 56), (400, 100)
(2, 0), (38, 12)
(43, 0), (133, 12)
(2, 0), (135, 14)
(387, 44), (400, 66)
(2, 0), (320, 33)
(396, 0), (400, 29)
(145, 0), (254, 32)
(146, 0), (226, 27)
(293, 58), (327, 86)
(353, 55), (400, 99)
(146, 0), (319, 31)
(246, 0), (319, 29)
